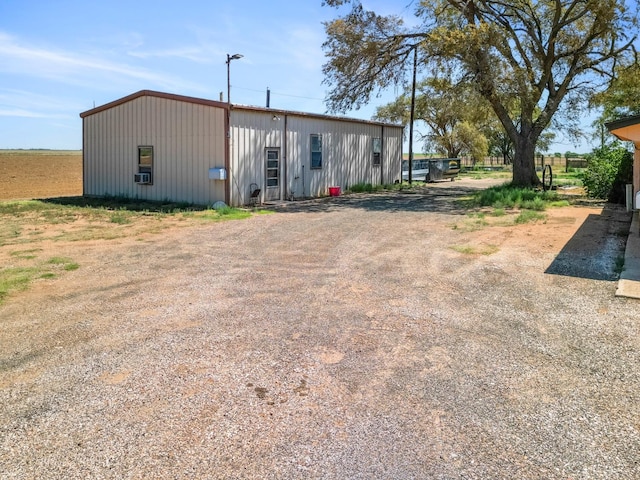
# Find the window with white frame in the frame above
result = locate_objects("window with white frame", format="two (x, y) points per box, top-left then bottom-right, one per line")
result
(310, 134), (322, 169)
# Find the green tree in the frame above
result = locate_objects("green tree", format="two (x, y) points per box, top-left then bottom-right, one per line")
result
(322, 0), (637, 187)
(590, 61), (640, 147)
(591, 61), (640, 121)
(374, 76), (491, 159)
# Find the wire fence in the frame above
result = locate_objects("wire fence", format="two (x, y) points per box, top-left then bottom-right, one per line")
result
(456, 156), (588, 170)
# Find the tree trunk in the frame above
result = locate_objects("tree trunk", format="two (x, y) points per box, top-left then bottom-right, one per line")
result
(512, 136), (540, 187)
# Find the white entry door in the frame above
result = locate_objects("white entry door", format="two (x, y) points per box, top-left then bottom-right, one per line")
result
(266, 149), (281, 201)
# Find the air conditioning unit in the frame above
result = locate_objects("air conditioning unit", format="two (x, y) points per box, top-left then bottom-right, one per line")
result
(134, 173), (151, 184)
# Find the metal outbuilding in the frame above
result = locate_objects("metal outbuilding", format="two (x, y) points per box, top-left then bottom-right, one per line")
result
(80, 90), (403, 207)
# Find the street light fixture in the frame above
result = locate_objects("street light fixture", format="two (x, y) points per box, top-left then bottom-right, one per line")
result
(226, 53), (243, 104)
(225, 53), (242, 207)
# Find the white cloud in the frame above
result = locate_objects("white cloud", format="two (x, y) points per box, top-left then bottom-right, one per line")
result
(0, 108), (68, 118)
(127, 45), (222, 64)
(0, 31), (205, 92)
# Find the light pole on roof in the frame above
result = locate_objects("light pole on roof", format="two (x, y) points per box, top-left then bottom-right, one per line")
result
(226, 53), (243, 105)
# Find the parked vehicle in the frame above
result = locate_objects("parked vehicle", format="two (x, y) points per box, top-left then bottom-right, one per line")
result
(402, 158), (461, 182)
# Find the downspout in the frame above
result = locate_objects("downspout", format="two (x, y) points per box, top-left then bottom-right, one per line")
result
(381, 125), (384, 185)
(284, 114), (288, 200)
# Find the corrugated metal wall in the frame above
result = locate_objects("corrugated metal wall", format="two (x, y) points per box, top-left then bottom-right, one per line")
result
(83, 95), (226, 205)
(230, 110), (284, 205)
(230, 109), (403, 204)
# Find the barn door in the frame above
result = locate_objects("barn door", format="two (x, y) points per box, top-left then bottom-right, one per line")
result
(265, 148), (281, 201)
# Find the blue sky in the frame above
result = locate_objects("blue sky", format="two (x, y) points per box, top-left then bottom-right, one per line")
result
(0, 0), (591, 152)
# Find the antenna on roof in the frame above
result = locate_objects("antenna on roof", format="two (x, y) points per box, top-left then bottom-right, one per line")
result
(266, 87), (270, 108)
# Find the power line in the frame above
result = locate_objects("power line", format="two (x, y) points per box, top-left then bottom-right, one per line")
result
(234, 86), (325, 102)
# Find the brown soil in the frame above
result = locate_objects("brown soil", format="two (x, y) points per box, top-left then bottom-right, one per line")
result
(0, 151), (82, 200)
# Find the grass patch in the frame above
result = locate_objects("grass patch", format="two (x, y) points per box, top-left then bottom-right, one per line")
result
(554, 169), (585, 187)
(0, 267), (39, 301)
(0, 197), (263, 302)
(473, 184), (562, 210)
(0, 256), (79, 304)
(9, 248), (41, 259)
(0, 197), (260, 245)
(189, 206), (252, 221)
(47, 257), (80, 271)
(515, 210), (547, 224)
(348, 183), (384, 193)
(109, 211), (133, 224)
(458, 168), (512, 180)
(450, 244), (499, 255)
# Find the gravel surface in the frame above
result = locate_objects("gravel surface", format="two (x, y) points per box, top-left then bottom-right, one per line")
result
(1, 179), (639, 479)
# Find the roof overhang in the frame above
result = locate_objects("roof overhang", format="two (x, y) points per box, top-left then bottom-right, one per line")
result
(606, 114), (640, 143)
(80, 90), (229, 118)
(79, 89), (403, 129)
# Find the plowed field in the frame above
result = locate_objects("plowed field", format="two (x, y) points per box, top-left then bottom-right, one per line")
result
(0, 150), (82, 200)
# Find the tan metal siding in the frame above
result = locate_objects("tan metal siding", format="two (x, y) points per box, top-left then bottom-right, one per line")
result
(83, 91), (401, 206)
(284, 116), (402, 198)
(230, 110), (284, 205)
(83, 96), (226, 205)
(229, 109), (403, 203)
(383, 127), (403, 185)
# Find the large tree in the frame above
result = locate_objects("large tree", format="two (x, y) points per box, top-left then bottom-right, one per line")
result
(374, 76), (492, 159)
(322, 0), (637, 186)
(591, 61), (640, 122)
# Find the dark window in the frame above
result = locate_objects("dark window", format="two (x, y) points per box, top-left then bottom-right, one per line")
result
(372, 137), (381, 166)
(266, 150), (279, 187)
(136, 146), (153, 184)
(310, 134), (322, 169)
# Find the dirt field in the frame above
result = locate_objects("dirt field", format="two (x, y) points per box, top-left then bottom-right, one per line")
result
(0, 150), (82, 200)
(1, 165), (639, 478)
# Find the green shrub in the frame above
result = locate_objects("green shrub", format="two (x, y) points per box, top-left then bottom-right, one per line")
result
(350, 183), (375, 193)
(582, 144), (633, 202)
(473, 184), (558, 210)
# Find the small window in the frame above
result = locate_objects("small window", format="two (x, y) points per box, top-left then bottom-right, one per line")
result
(310, 134), (322, 169)
(372, 137), (381, 166)
(137, 146), (153, 184)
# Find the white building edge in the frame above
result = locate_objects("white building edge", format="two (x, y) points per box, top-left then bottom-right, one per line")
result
(80, 90), (404, 207)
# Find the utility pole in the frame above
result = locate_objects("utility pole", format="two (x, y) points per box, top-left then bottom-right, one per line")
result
(408, 46), (417, 184)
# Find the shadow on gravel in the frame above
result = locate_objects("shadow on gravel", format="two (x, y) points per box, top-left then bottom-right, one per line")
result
(545, 204), (632, 281)
(40, 196), (209, 212)
(266, 184), (486, 215)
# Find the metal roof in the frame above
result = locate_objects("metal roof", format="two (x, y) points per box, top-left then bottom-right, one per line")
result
(79, 89), (403, 129)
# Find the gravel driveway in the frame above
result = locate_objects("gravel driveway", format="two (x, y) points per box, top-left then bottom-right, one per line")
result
(1, 179), (639, 479)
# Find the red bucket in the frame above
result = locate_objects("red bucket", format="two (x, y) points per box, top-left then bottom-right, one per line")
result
(328, 186), (341, 197)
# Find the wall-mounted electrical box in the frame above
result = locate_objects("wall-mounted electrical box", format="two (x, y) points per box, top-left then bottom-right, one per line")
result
(208, 167), (226, 180)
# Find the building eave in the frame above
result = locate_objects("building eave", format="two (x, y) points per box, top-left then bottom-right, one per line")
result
(606, 114), (640, 143)
(79, 90), (403, 129)
(79, 90), (230, 118)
